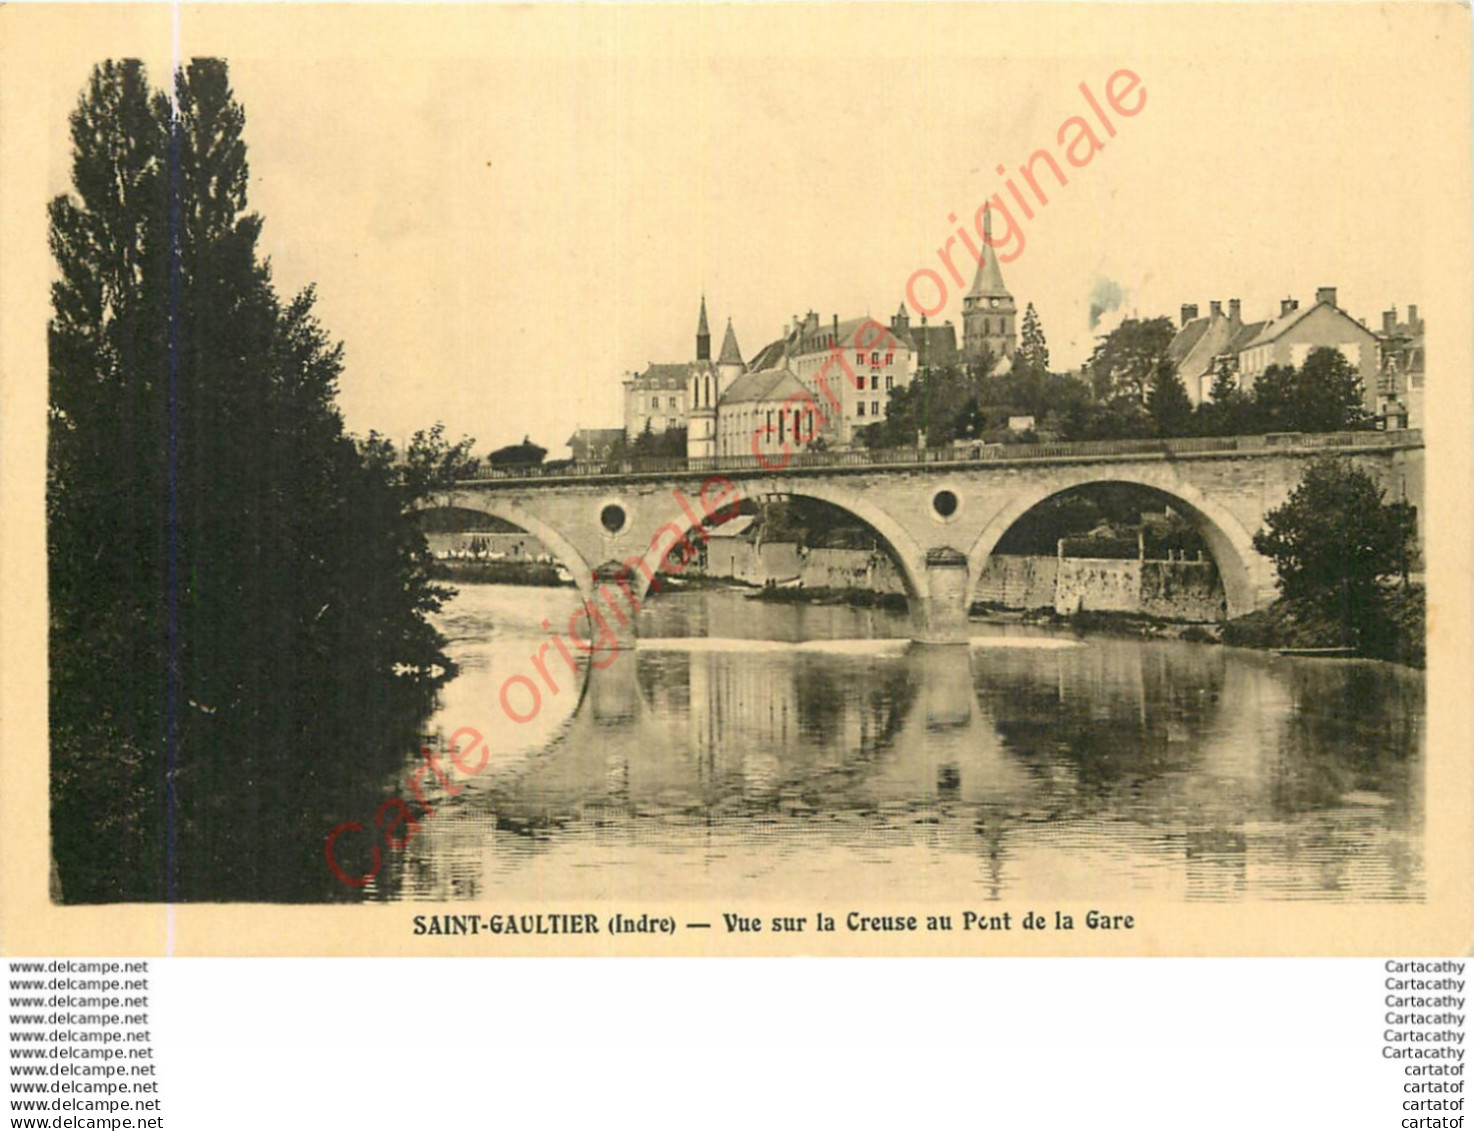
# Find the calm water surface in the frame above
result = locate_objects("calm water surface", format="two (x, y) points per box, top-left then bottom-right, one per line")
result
(363, 583), (1424, 903)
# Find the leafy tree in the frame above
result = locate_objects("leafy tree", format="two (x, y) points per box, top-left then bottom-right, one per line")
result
(1209, 357), (1241, 406)
(1018, 302), (1050, 374)
(1088, 316), (1176, 404)
(1254, 347), (1374, 433)
(1146, 359), (1194, 437)
(863, 364), (983, 449)
(1253, 458), (1418, 647)
(49, 60), (451, 902)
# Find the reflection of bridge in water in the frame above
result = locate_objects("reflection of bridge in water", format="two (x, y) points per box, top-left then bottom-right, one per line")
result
(398, 626), (1422, 904)
(424, 431), (1423, 643)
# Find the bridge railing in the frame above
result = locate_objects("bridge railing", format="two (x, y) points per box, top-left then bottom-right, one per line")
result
(463, 429), (1422, 484)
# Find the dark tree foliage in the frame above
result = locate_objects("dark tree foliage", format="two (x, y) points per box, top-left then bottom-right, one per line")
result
(1253, 347), (1374, 433)
(1018, 302), (1049, 374)
(1146, 358), (1194, 437)
(861, 364), (978, 449)
(487, 436), (548, 468)
(1252, 458), (1418, 649)
(1088, 316), (1176, 403)
(621, 425), (687, 460)
(49, 60), (452, 903)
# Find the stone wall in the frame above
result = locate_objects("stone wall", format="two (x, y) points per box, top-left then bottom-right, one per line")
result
(1055, 558), (1142, 614)
(703, 541), (905, 593)
(974, 554), (1058, 609)
(801, 548), (906, 594)
(1140, 560), (1226, 621)
(978, 554), (1226, 621)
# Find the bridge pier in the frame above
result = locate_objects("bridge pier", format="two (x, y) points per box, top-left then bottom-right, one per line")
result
(910, 549), (972, 645)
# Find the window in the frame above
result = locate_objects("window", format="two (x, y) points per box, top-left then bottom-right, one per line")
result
(871, 352), (880, 365)
(871, 401), (880, 417)
(652, 396), (660, 409)
(857, 401), (866, 417)
(870, 374), (878, 390)
(885, 353), (893, 365)
(856, 352), (865, 365)
(885, 375), (893, 391)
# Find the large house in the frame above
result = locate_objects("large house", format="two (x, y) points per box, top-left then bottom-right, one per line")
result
(1167, 286), (1399, 422)
(714, 367), (816, 461)
(1166, 299), (1263, 406)
(734, 305), (962, 449)
(1236, 288), (1381, 406)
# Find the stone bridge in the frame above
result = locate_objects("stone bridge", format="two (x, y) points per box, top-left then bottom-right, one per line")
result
(423, 431), (1424, 644)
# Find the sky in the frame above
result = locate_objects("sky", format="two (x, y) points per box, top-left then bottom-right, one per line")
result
(37, 5), (1456, 457)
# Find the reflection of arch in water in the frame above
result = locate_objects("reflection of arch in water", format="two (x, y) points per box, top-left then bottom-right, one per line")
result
(966, 471), (1264, 617)
(972, 637), (1228, 796)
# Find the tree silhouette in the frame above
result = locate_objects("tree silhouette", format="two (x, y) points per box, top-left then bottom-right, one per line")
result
(1253, 458), (1417, 648)
(1254, 348), (1374, 433)
(1018, 302), (1049, 374)
(1147, 359), (1194, 436)
(1088, 316), (1176, 404)
(49, 60), (452, 902)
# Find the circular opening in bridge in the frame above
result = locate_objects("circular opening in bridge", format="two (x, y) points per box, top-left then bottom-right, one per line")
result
(931, 489), (960, 520)
(600, 503), (628, 535)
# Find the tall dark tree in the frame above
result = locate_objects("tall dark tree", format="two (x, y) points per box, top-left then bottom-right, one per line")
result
(1253, 458), (1418, 648)
(1018, 302), (1049, 374)
(1146, 358), (1194, 437)
(49, 60), (452, 902)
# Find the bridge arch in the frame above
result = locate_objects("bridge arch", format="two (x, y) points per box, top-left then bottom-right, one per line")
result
(426, 492), (599, 607)
(760, 483), (933, 602)
(964, 468), (1268, 618)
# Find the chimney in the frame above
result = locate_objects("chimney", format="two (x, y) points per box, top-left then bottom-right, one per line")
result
(1210, 300), (1223, 319)
(1383, 308), (1397, 335)
(1315, 286), (1337, 308)
(1180, 303), (1199, 326)
(1280, 297), (1298, 317)
(1408, 304), (1419, 330)
(1229, 298), (1241, 323)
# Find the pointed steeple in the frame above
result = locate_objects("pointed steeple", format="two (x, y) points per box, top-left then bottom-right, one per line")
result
(696, 295), (711, 361)
(718, 318), (743, 367)
(961, 205), (1018, 363)
(966, 206), (1010, 300)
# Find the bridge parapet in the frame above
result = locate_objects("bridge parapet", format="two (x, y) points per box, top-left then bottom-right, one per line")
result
(463, 430), (1423, 488)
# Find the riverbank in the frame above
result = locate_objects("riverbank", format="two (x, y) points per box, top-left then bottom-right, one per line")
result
(747, 584), (909, 611)
(429, 560), (574, 586)
(973, 604), (1221, 643)
(1222, 587), (1425, 668)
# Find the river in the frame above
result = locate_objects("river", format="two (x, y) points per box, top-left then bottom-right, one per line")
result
(360, 583), (1424, 904)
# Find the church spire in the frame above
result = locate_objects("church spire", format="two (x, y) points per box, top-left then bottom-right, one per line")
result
(966, 205), (1010, 300)
(718, 318), (743, 367)
(696, 295), (711, 361)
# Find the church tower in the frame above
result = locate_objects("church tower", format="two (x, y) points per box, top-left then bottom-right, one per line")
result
(696, 295), (711, 362)
(962, 206), (1017, 367)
